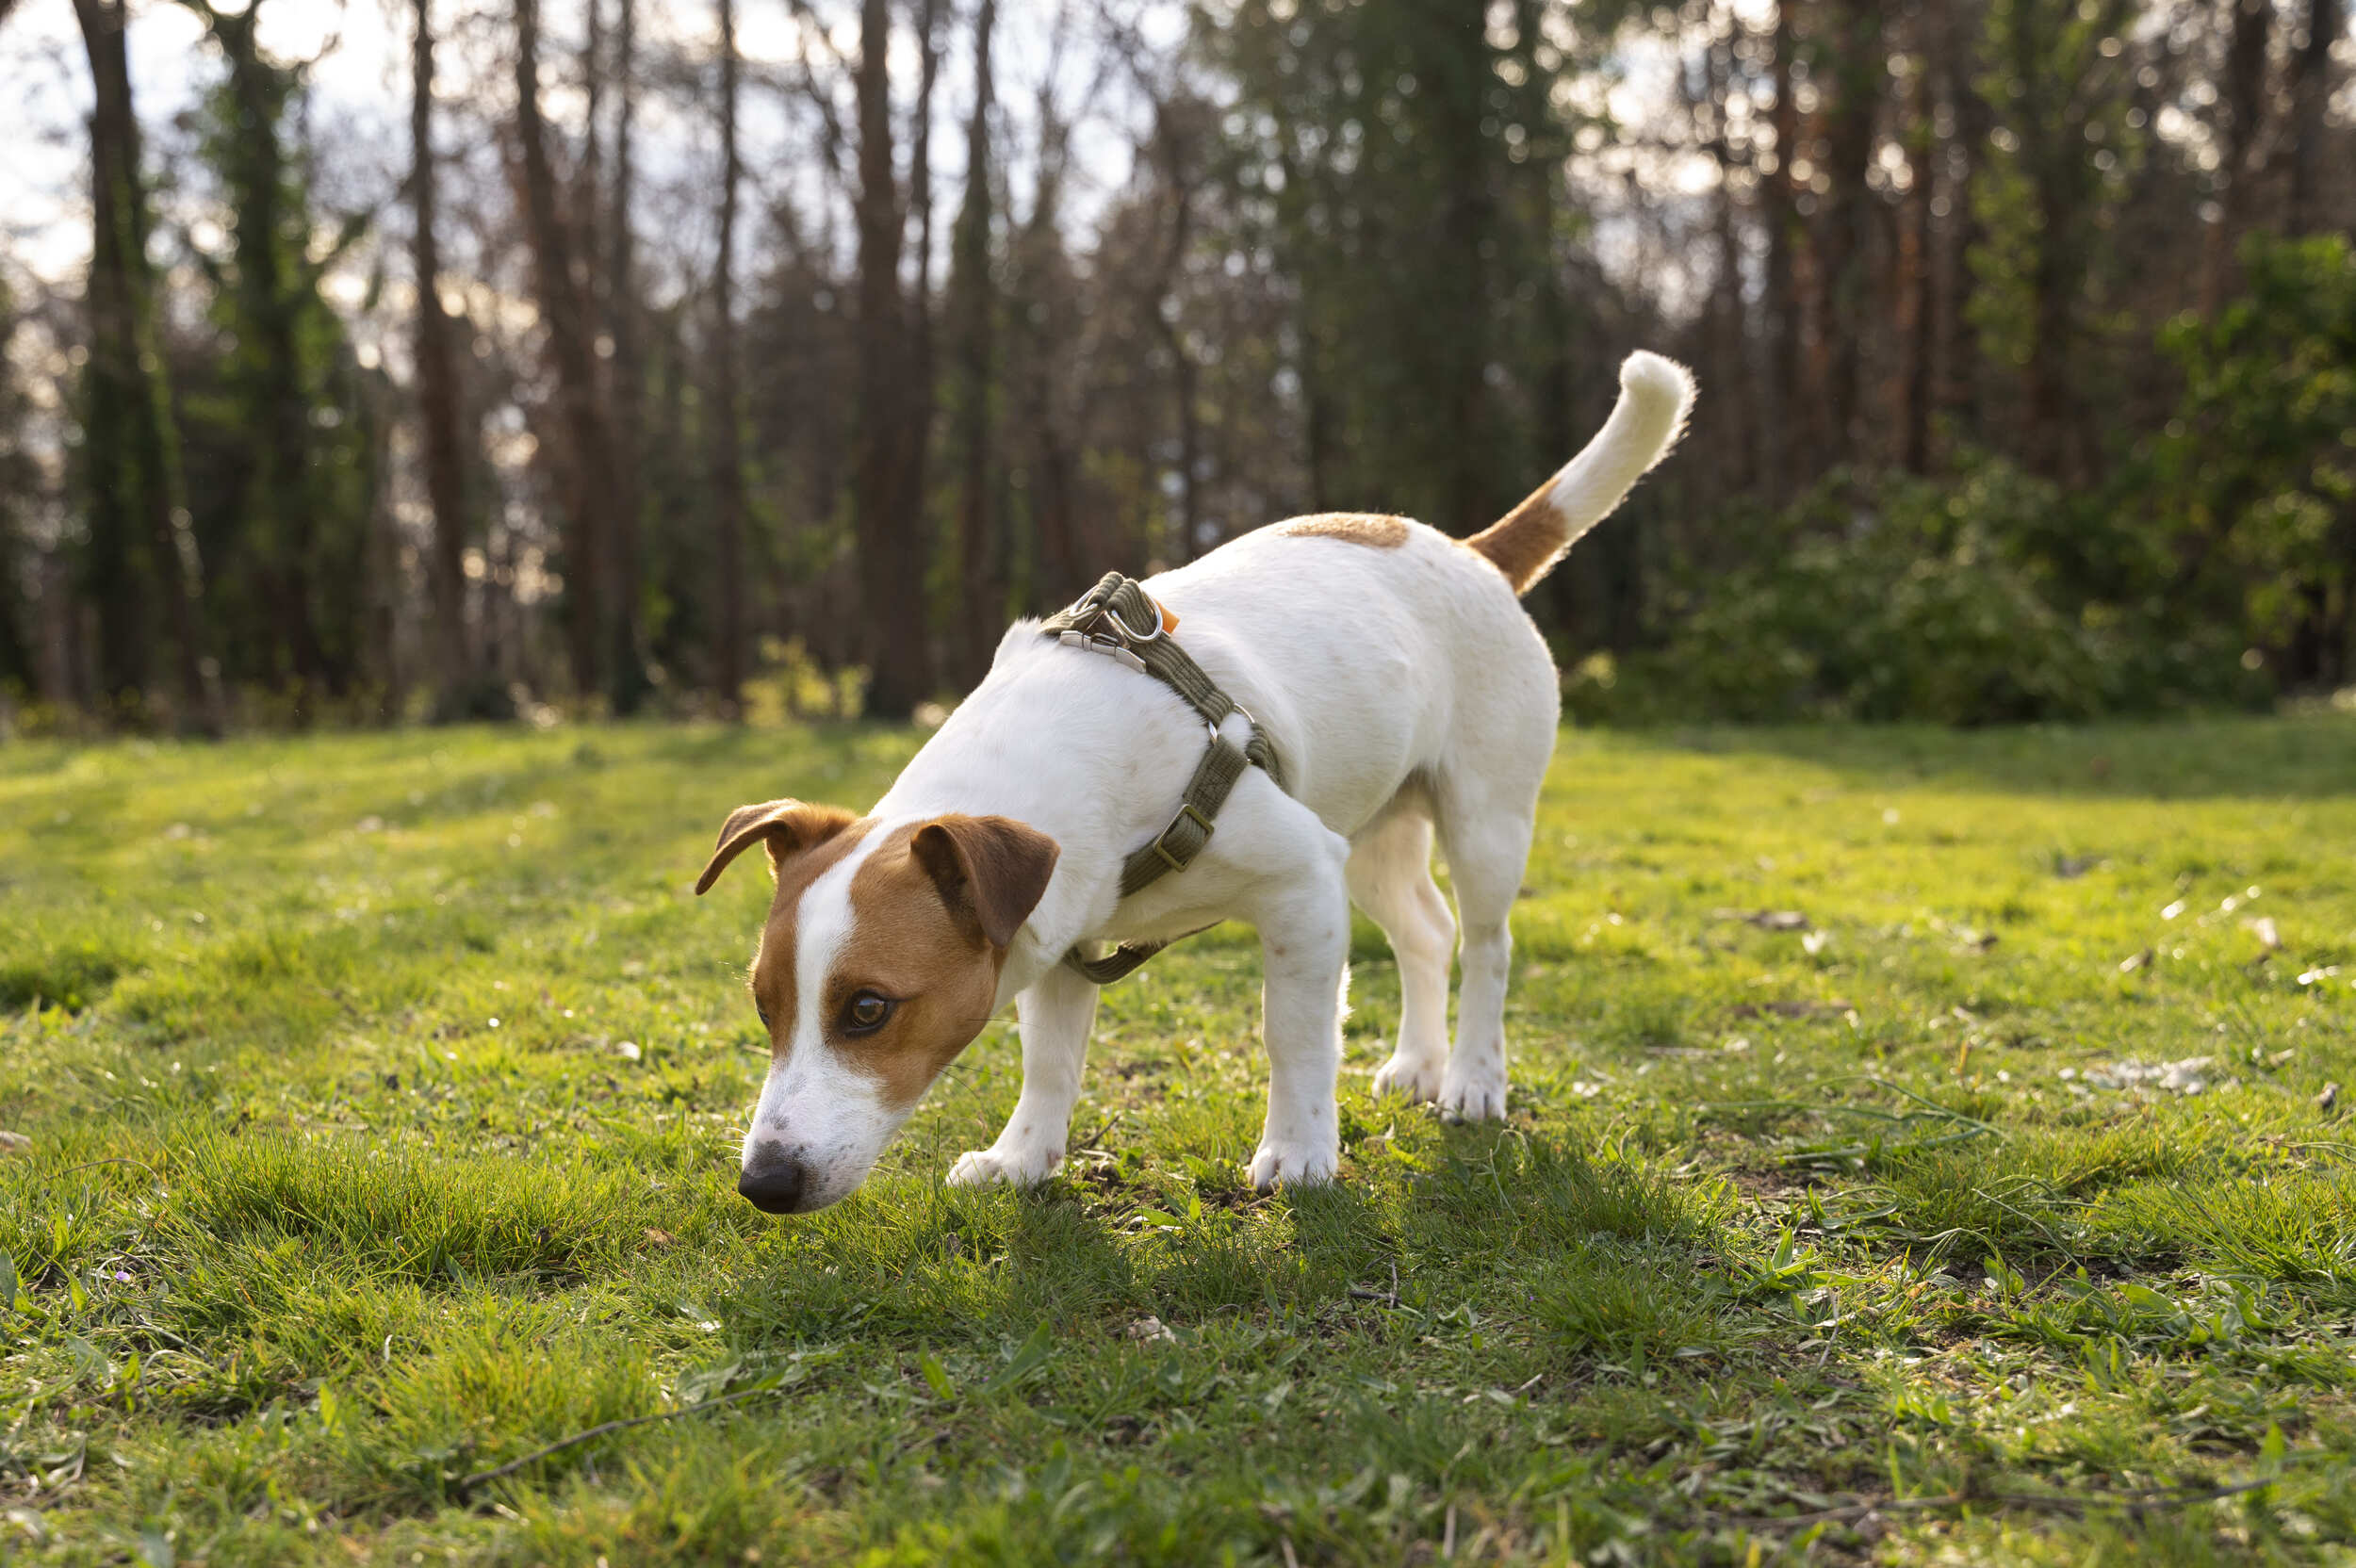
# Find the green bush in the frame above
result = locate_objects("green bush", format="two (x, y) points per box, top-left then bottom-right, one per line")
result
(1570, 457), (2261, 727)
(1570, 236), (2352, 727)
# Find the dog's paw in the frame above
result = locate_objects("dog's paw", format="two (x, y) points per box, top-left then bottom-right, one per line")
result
(1371, 1050), (1447, 1103)
(1437, 1068), (1509, 1122)
(1248, 1135), (1339, 1192)
(946, 1144), (1061, 1189)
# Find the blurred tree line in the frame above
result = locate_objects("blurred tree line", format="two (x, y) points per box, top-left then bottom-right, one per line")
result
(0, 0), (2348, 733)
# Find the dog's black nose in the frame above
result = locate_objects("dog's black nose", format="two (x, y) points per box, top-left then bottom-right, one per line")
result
(738, 1152), (809, 1215)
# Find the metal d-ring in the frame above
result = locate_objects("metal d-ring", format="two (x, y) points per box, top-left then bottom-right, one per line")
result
(1099, 598), (1164, 645)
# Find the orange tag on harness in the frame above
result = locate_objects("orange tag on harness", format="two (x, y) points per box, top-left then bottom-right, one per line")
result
(1157, 599), (1180, 633)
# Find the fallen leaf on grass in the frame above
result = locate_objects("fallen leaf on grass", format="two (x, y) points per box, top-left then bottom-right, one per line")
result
(1711, 908), (1811, 932)
(1126, 1315), (1176, 1345)
(643, 1229), (677, 1250)
(2320, 1082), (2340, 1117)
(2084, 1057), (2220, 1095)
(0, 1131), (27, 1154)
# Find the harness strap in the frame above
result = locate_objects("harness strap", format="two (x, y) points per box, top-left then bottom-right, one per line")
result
(1040, 571), (1286, 983)
(1040, 574), (1286, 787)
(1060, 923), (1218, 986)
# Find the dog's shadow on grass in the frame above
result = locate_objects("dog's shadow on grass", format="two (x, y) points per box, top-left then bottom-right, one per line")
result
(718, 1118), (1722, 1348)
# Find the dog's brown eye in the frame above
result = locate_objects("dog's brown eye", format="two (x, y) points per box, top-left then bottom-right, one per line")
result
(841, 990), (893, 1035)
(756, 1004), (772, 1032)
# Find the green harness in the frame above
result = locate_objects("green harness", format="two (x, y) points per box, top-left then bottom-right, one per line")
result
(1041, 572), (1287, 984)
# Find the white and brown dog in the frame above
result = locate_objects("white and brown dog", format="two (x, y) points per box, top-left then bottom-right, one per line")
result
(698, 352), (1694, 1213)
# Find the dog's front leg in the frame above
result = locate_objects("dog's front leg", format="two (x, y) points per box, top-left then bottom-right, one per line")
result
(1243, 834), (1352, 1191)
(947, 959), (1099, 1189)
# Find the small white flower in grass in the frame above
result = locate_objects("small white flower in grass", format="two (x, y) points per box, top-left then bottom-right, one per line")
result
(1570, 1080), (1604, 1099)
(1802, 930), (1830, 956)
(617, 1041), (642, 1062)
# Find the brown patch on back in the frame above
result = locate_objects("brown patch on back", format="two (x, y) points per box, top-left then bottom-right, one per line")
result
(834, 826), (1009, 1109)
(1275, 513), (1411, 548)
(1460, 480), (1562, 595)
(744, 815), (876, 1058)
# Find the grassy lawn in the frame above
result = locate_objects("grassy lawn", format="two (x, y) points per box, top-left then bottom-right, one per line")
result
(3, 715), (2354, 1565)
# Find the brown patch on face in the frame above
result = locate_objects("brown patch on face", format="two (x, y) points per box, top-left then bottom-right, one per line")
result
(736, 811), (873, 1058)
(827, 827), (1006, 1109)
(819, 815), (1060, 1112)
(1275, 513), (1411, 548)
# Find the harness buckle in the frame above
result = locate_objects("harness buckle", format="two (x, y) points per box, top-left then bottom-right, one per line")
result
(1059, 629), (1148, 675)
(1149, 802), (1215, 874)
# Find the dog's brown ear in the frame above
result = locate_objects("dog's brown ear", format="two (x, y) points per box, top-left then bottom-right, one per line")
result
(695, 800), (859, 895)
(908, 815), (1061, 948)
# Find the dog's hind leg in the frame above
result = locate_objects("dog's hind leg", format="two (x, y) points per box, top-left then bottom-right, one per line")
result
(1432, 773), (1541, 1122)
(947, 960), (1099, 1188)
(1348, 808), (1455, 1105)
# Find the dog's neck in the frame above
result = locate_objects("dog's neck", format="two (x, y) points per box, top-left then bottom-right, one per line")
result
(871, 625), (1228, 999)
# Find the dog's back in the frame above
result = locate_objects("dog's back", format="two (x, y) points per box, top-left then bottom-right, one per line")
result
(1130, 351), (1695, 842)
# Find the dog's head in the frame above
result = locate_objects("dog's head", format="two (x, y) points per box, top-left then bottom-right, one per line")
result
(696, 800), (1059, 1214)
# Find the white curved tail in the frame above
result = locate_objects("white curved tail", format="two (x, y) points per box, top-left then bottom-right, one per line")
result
(1466, 351), (1696, 594)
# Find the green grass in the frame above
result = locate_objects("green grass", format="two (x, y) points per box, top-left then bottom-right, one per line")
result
(2, 715), (2354, 1565)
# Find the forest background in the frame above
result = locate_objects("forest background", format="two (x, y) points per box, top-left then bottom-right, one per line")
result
(0, 0), (2351, 734)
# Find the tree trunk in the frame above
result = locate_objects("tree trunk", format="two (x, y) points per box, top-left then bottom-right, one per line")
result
(1895, 25), (1936, 474)
(949, 0), (998, 686)
(604, 0), (648, 711)
(710, 0), (746, 717)
(853, 0), (927, 715)
(206, 0), (338, 704)
(1148, 104), (1203, 563)
(1701, 12), (1758, 493)
(411, 0), (475, 713)
(515, 0), (616, 702)
(74, 0), (221, 733)
(2284, 0), (2342, 235)
(2202, 0), (2273, 314)
(1762, 0), (1805, 498)
(904, 0), (944, 669)
(1433, 12), (1493, 534)
(1808, 0), (1882, 469)
(1932, 0), (1986, 443)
